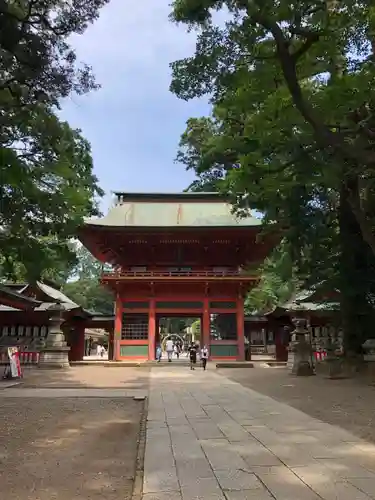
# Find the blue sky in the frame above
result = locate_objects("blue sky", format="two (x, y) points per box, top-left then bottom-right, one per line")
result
(60, 1), (210, 211)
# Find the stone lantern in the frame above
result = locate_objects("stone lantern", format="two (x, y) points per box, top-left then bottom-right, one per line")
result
(38, 303), (70, 369)
(287, 316), (314, 376)
(362, 339), (375, 377)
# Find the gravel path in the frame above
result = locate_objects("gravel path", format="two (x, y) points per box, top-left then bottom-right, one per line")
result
(220, 367), (375, 443)
(0, 397), (144, 500)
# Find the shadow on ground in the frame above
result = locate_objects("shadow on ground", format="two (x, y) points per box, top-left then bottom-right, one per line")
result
(17, 365), (151, 390)
(220, 367), (375, 443)
(0, 397), (144, 500)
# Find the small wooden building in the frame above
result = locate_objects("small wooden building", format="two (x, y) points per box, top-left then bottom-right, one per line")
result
(0, 281), (113, 363)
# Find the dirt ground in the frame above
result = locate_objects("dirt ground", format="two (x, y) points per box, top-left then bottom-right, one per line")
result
(220, 367), (375, 443)
(17, 365), (150, 389)
(0, 397), (144, 500)
(0, 367), (149, 500)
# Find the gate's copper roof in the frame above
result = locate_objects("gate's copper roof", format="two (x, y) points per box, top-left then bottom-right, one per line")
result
(84, 192), (260, 228)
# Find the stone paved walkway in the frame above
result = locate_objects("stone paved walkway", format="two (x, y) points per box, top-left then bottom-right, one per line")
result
(144, 367), (375, 500)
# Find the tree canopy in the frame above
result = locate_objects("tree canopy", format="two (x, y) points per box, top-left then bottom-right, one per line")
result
(170, 0), (375, 254)
(245, 244), (296, 314)
(0, 0), (109, 280)
(62, 245), (114, 315)
(170, 0), (375, 349)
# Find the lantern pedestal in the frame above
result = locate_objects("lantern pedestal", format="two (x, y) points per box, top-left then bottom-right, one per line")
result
(39, 304), (70, 369)
(288, 318), (314, 376)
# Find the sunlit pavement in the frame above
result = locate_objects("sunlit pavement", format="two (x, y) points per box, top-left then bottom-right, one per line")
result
(83, 353), (109, 361)
(143, 366), (375, 500)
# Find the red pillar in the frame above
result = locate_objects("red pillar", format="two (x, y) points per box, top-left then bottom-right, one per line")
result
(237, 298), (245, 361)
(114, 294), (122, 361)
(69, 322), (85, 361)
(202, 297), (210, 355)
(148, 298), (156, 360)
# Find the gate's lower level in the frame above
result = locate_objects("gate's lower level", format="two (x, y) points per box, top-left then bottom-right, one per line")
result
(113, 297), (246, 361)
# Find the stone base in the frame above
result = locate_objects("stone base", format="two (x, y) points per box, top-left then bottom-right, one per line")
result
(287, 352), (294, 372)
(366, 361), (375, 378)
(38, 348), (70, 369)
(294, 361), (314, 376)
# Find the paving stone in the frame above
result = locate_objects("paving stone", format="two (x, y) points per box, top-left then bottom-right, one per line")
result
(144, 367), (375, 500)
(147, 421), (168, 429)
(169, 424), (196, 436)
(265, 443), (317, 467)
(200, 439), (249, 470)
(255, 465), (322, 500)
(217, 423), (250, 441)
(172, 443), (207, 461)
(348, 478), (375, 498)
(176, 457), (215, 484)
(143, 469), (180, 494)
(181, 476), (225, 500)
(223, 490), (274, 500)
(232, 441), (282, 467)
(214, 469), (263, 491)
(143, 492), (182, 500)
(144, 453), (175, 471)
(190, 421), (224, 440)
(292, 464), (372, 500)
(317, 458), (375, 479)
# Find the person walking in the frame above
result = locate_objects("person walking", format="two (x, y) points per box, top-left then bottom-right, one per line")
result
(96, 343), (102, 357)
(86, 336), (93, 357)
(166, 338), (174, 362)
(156, 345), (162, 363)
(174, 343), (180, 359)
(201, 345), (209, 370)
(189, 343), (197, 370)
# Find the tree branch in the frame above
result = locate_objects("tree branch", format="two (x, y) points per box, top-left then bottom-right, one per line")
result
(248, 4), (375, 168)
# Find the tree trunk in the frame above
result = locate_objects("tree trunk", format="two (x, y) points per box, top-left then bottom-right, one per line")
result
(346, 177), (375, 258)
(339, 182), (375, 354)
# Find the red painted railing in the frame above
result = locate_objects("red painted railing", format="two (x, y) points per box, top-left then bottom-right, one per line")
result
(0, 351), (40, 365)
(314, 350), (327, 362)
(102, 269), (253, 279)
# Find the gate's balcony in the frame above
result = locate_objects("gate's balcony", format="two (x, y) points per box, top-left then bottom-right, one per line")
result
(101, 269), (256, 281)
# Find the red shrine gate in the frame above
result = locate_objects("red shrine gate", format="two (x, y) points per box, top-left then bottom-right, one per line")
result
(79, 192), (276, 361)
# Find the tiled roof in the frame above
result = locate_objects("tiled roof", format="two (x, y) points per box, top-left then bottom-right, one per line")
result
(0, 285), (41, 310)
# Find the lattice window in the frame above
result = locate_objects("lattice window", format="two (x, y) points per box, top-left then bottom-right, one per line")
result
(121, 313), (148, 340)
(210, 313), (237, 340)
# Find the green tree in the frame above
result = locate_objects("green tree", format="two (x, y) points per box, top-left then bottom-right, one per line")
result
(245, 244), (297, 314)
(0, 0), (109, 280)
(62, 245), (114, 315)
(63, 278), (114, 315)
(170, 0), (375, 255)
(71, 245), (105, 280)
(170, 0), (375, 351)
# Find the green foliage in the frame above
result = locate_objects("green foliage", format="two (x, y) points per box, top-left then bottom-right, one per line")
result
(170, 1), (375, 349)
(62, 246), (114, 315)
(191, 319), (201, 337)
(70, 245), (104, 280)
(245, 244), (297, 314)
(63, 279), (114, 315)
(0, 0), (108, 281)
(169, 0), (375, 256)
